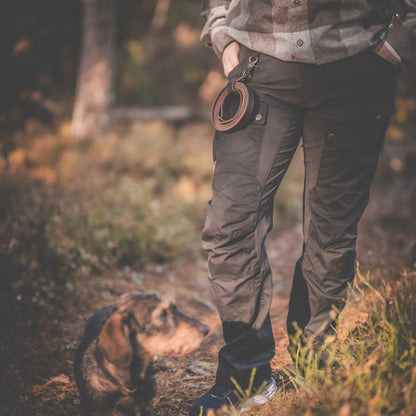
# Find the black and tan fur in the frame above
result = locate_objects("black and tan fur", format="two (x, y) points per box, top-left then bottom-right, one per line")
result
(74, 292), (209, 416)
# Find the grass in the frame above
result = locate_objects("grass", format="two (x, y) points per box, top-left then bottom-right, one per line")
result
(0, 121), (214, 299)
(198, 266), (416, 416)
(257, 267), (416, 416)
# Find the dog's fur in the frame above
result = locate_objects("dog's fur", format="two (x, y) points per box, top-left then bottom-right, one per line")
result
(74, 292), (209, 416)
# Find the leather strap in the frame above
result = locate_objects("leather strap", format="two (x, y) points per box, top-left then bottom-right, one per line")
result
(211, 54), (260, 133)
(211, 81), (257, 132)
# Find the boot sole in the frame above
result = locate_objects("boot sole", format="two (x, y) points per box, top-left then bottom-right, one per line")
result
(237, 377), (278, 415)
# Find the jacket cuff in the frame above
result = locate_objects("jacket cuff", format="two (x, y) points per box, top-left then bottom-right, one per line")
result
(211, 27), (235, 58)
(386, 23), (416, 67)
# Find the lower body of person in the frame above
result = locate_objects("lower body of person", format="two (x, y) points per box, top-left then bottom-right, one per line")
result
(189, 45), (400, 416)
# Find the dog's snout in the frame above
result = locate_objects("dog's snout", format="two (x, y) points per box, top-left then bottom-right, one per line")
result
(181, 313), (210, 336)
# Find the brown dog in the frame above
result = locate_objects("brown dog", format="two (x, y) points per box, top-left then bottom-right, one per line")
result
(74, 292), (209, 416)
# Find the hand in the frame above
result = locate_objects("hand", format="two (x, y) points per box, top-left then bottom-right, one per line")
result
(222, 41), (240, 77)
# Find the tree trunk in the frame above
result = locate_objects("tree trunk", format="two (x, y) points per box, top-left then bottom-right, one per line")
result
(71, 0), (116, 140)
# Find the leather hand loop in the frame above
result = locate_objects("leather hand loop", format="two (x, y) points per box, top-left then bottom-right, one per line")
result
(211, 54), (260, 133)
(211, 81), (257, 132)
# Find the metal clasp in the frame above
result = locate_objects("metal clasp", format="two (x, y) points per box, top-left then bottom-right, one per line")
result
(238, 55), (259, 83)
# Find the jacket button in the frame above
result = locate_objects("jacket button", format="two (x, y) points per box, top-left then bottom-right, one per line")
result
(255, 113), (263, 121)
(297, 39), (304, 47)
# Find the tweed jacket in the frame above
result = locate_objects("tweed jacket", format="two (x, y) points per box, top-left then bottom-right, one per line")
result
(201, 0), (416, 66)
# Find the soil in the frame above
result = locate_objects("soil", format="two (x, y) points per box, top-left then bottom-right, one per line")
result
(1, 139), (415, 416)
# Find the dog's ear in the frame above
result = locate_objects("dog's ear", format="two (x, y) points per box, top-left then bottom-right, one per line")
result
(97, 311), (133, 371)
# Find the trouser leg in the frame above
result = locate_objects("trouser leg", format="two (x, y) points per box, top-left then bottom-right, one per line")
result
(287, 51), (400, 345)
(288, 113), (390, 343)
(202, 99), (302, 388)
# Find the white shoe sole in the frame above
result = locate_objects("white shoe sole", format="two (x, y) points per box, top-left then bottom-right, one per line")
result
(237, 378), (278, 415)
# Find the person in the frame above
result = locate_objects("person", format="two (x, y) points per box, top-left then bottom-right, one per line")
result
(189, 1), (416, 415)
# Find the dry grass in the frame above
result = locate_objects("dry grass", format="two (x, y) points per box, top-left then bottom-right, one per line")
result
(236, 267), (416, 416)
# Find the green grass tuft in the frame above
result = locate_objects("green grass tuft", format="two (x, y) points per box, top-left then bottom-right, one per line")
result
(266, 267), (416, 416)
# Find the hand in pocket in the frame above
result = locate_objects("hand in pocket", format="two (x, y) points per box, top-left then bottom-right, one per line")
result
(222, 41), (241, 76)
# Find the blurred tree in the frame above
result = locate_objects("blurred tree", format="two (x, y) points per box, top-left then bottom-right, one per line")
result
(0, 0), (81, 154)
(149, 0), (172, 34)
(71, 0), (116, 140)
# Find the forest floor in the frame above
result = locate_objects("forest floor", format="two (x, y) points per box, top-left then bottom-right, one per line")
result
(1, 138), (415, 416)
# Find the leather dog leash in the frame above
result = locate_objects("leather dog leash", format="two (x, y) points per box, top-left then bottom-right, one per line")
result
(211, 53), (260, 133)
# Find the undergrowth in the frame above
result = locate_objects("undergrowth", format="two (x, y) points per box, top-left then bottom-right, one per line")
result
(267, 268), (415, 416)
(0, 121), (214, 299)
(0, 173), (200, 295)
(208, 267), (416, 416)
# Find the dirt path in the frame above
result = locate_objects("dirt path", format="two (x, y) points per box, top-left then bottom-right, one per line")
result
(1, 139), (415, 416)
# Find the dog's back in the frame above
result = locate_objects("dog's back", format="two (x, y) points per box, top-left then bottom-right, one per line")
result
(74, 306), (115, 412)
(74, 305), (112, 373)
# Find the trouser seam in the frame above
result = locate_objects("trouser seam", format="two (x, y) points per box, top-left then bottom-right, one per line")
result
(304, 132), (326, 246)
(254, 116), (298, 313)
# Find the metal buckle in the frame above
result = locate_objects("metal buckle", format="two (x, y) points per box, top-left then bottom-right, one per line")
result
(239, 55), (259, 82)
